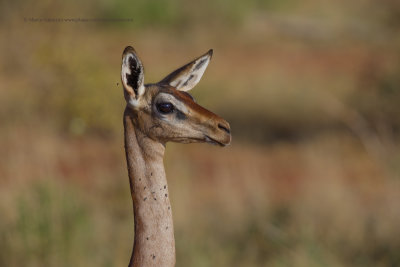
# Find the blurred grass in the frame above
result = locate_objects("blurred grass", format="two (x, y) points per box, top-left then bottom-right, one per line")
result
(0, 181), (91, 267)
(1, 0), (400, 266)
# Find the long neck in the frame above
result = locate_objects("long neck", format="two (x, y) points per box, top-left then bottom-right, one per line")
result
(123, 108), (175, 267)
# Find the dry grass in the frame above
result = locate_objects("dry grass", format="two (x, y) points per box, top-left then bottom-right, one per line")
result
(1, 0), (400, 266)
(0, 126), (399, 266)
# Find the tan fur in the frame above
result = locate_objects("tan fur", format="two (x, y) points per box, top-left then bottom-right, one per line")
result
(124, 109), (175, 267)
(121, 47), (231, 267)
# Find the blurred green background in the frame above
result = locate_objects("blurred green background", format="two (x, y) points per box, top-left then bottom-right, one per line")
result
(1, 0), (400, 266)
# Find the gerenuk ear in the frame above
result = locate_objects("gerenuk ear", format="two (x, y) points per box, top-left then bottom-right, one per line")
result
(121, 46), (145, 106)
(158, 49), (213, 92)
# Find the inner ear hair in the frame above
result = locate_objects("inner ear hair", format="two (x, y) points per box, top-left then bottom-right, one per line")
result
(158, 49), (213, 92)
(126, 56), (141, 96)
(121, 46), (144, 99)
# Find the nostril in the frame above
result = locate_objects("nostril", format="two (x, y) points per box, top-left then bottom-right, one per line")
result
(218, 123), (231, 134)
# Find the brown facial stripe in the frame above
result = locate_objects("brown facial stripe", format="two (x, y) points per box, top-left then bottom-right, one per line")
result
(181, 91), (195, 101)
(170, 89), (222, 122)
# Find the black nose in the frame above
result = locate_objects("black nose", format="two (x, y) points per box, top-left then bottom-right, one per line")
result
(218, 123), (231, 134)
